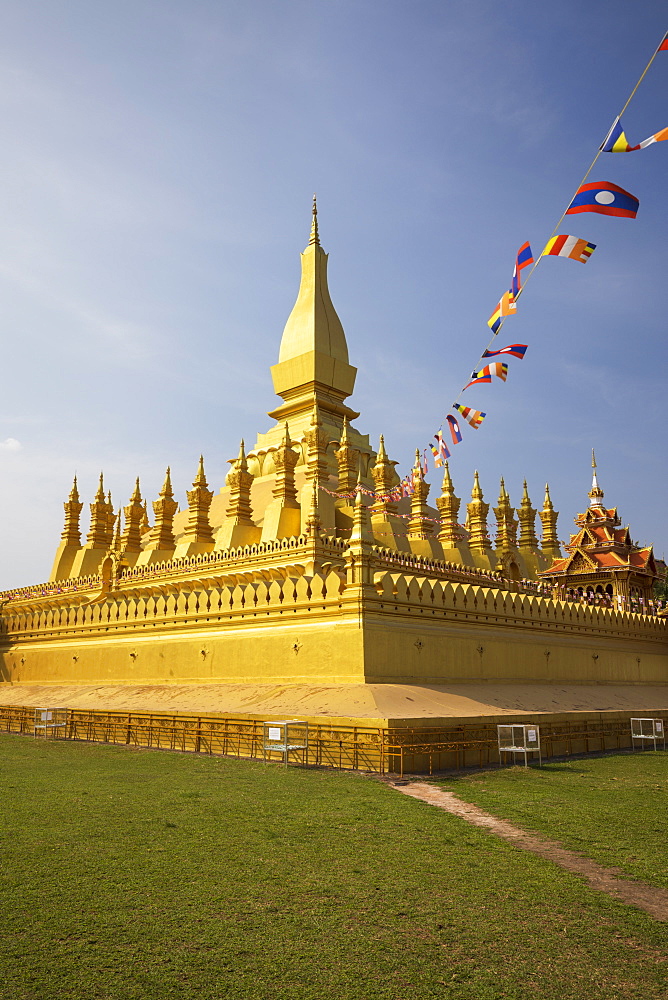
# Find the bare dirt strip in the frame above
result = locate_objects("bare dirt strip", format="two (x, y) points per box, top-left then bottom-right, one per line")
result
(391, 781), (668, 922)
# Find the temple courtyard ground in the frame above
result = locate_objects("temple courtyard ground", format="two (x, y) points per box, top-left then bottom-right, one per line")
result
(1, 737), (666, 999)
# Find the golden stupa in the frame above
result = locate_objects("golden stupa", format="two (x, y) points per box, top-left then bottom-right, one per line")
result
(1, 204), (666, 731)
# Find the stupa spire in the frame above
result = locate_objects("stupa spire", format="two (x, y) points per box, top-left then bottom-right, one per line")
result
(218, 440), (261, 550)
(121, 478), (144, 554)
(436, 462), (461, 546)
(144, 467), (178, 552)
(589, 448), (605, 506)
(540, 482), (561, 560)
(494, 477), (517, 554)
(268, 199), (357, 426)
(223, 440), (255, 529)
(309, 193), (320, 247)
(407, 449), (433, 540)
(181, 456), (214, 548)
(87, 472), (110, 547)
(517, 479), (539, 551)
(467, 471), (492, 554)
(60, 475), (83, 546)
(370, 434), (398, 516)
(335, 416), (361, 494)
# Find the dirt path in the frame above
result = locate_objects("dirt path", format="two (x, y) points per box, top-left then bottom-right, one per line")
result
(392, 781), (668, 922)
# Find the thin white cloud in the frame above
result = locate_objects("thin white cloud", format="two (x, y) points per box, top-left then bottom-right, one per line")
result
(0, 437), (22, 452)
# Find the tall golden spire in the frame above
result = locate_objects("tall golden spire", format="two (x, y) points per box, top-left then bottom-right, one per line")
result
(540, 483), (561, 560)
(271, 425), (300, 507)
(144, 467), (178, 552)
(112, 508), (122, 553)
(268, 199), (357, 427)
(588, 448), (605, 506)
(370, 435), (398, 515)
(60, 475), (83, 546)
(407, 449), (433, 540)
(517, 480), (539, 552)
(218, 441), (261, 550)
(260, 424), (301, 542)
(435, 462), (461, 546)
(87, 473), (109, 548)
(303, 402), (330, 487)
(494, 477), (517, 554)
(225, 441), (255, 526)
(104, 490), (115, 548)
(141, 499), (151, 535)
(121, 478), (144, 554)
(309, 193), (320, 247)
(181, 456), (215, 547)
(335, 416), (361, 494)
(467, 471), (492, 554)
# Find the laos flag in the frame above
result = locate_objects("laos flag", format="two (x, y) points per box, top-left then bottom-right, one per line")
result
(566, 181), (639, 218)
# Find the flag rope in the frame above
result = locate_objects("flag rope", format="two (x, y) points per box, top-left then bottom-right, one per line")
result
(445, 28), (667, 417)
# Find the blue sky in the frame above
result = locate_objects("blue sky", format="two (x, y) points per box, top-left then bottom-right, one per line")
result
(0, 0), (665, 588)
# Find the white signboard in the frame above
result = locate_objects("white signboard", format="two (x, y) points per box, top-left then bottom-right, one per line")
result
(268, 727), (282, 741)
(657, 721), (663, 733)
(527, 728), (537, 743)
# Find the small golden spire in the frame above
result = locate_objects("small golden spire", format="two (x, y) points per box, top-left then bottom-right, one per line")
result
(160, 467), (173, 498)
(472, 470), (483, 500)
(236, 439), (248, 472)
(377, 434), (388, 461)
(588, 450), (604, 506)
(141, 498), (150, 535)
(309, 193), (320, 247)
(95, 472), (105, 503)
(194, 455), (207, 487)
(130, 477), (142, 503)
(69, 475), (80, 502)
(113, 509), (122, 552)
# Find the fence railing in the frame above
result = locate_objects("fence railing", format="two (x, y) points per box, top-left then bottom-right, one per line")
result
(0, 705), (648, 774)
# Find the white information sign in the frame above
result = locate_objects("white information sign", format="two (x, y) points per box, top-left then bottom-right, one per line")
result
(527, 729), (537, 743)
(268, 727), (282, 741)
(657, 721), (663, 733)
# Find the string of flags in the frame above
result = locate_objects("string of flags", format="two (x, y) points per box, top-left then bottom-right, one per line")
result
(413, 28), (668, 480)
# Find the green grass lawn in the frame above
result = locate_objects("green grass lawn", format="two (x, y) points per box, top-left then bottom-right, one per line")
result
(440, 751), (668, 891)
(1, 736), (666, 1000)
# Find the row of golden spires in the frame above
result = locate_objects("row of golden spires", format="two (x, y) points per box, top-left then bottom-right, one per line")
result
(57, 418), (559, 561)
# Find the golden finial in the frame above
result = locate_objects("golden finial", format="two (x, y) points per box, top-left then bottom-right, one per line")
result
(310, 401), (322, 428)
(472, 470), (483, 499)
(113, 508), (122, 551)
(130, 477), (142, 503)
(309, 193), (320, 247)
(69, 475), (80, 502)
(236, 439), (248, 471)
(281, 422), (292, 448)
(377, 434), (387, 461)
(95, 472), (105, 502)
(588, 449), (604, 505)
(193, 455), (207, 487)
(160, 467), (173, 497)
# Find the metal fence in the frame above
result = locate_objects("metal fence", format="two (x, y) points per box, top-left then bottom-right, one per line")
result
(0, 704), (644, 775)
